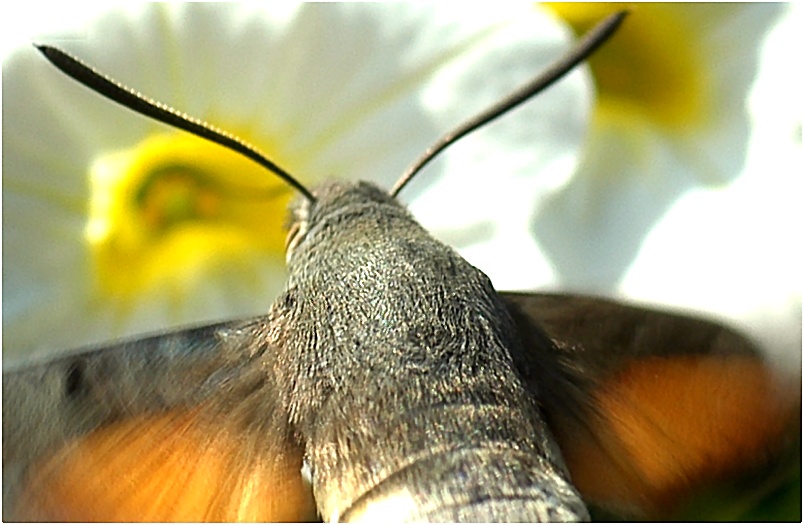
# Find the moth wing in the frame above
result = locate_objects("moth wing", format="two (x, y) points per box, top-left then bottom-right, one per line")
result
(2, 318), (316, 522)
(501, 292), (800, 518)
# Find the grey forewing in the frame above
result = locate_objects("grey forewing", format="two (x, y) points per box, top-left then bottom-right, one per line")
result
(2, 317), (278, 514)
(501, 290), (765, 421)
(270, 181), (588, 521)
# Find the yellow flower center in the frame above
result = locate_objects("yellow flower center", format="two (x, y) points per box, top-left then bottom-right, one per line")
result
(85, 132), (292, 307)
(546, 2), (710, 132)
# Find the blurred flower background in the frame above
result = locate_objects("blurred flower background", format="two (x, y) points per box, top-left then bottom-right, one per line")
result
(2, 3), (590, 357)
(2, 2), (800, 522)
(532, 3), (802, 378)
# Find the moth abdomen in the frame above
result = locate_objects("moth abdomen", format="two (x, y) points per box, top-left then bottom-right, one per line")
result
(310, 391), (588, 522)
(343, 447), (585, 522)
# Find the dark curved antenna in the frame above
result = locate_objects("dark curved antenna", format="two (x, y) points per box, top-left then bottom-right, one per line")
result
(36, 44), (315, 203)
(390, 10), (628, 198)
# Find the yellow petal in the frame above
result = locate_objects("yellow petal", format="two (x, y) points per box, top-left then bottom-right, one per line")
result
(546, 2), (709, 131)
(86, 131), (292, 313)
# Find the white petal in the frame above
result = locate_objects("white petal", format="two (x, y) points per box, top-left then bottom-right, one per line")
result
(528, 4), (789, 291)
(677, 4), (787, 184)
(619, 4), (802, 368)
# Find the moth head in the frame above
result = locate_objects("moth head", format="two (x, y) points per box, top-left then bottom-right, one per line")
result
(285, 180), (401, 263)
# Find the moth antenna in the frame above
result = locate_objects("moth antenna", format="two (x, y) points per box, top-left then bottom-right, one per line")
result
(35, 44), (315, 204)
(390, 10), (628, 198)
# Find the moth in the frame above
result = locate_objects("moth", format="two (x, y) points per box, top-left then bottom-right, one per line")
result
(2, 11), (799, 522)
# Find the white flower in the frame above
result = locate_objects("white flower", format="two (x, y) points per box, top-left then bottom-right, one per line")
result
(2, 3), (590, 359)
(526, 3), (801, 368)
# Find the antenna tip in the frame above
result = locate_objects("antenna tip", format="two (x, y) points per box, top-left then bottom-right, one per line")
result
(33, 43), (58, 61)
(611, 10), (630, 25)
